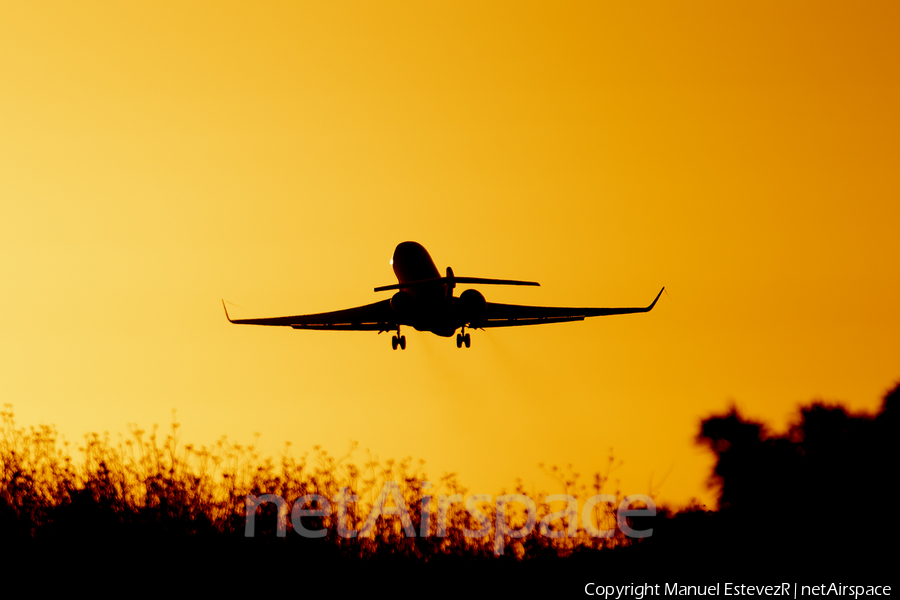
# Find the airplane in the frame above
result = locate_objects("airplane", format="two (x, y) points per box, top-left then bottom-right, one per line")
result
(223, 241), (664, 349)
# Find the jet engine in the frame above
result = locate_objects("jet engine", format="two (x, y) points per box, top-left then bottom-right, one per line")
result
(390, 291), (417, 320)
(456, 289), (486, 325)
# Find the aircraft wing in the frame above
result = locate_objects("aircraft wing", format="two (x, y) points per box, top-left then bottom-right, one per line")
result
(478, 287), (664, 328)
(222, 299), (397, 332)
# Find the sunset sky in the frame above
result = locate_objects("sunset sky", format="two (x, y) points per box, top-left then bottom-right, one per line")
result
(2, 1), (897, 508)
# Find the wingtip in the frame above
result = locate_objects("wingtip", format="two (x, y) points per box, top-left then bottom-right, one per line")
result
(222, 299), (234, 323)
(648, 287), (665, 310)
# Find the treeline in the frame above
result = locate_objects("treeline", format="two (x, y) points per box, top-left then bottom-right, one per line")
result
(641, 381), (896, 577)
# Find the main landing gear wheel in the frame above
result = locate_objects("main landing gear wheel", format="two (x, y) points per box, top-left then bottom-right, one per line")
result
(391, 328), (406, 350)
(456, 332), (471, 348)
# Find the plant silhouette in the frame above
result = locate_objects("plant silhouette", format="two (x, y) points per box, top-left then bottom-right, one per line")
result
(1, 381), (895, 584)
(647, 381), (898, 576)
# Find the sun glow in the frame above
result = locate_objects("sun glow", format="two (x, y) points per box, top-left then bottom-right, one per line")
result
(0, 0), (897, 511)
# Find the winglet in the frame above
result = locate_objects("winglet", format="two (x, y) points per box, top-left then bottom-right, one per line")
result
(222, 299), (235, 323)
(647, 287), (665, 311)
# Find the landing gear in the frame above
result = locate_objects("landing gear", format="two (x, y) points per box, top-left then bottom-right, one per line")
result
(391, 327), (406, 350)
(456, 328), (471, 348)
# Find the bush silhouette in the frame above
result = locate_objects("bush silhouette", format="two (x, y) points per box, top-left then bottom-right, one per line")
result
(2, 381), (895, 581)
(0, 405), (639, 568)
(685, 381), (896, 571)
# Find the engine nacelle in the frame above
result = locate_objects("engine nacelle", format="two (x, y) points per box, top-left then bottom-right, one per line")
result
(456, 289), (486, 325)
(390, 291), (418, 320)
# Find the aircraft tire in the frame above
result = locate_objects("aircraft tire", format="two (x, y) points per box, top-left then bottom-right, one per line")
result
(456, 333), (463, 348)
(392, 335), (398, 350)
(399, 335), (406, 350)
(464, 333), (471, 348)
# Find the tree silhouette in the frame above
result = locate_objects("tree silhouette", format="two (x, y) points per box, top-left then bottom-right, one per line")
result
(692, 382), (896, 570)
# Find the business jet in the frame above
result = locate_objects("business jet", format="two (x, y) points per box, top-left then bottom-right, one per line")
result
(223, 241), (663, 349)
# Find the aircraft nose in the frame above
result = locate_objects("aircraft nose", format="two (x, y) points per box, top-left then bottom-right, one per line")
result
(391, 241), (439, 281)
(393, 241), (426, 264)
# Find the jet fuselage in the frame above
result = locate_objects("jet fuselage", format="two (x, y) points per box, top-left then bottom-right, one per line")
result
(391, 241), (472, 337)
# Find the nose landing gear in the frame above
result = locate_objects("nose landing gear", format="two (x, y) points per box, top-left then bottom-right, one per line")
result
(456, 327), (471, 348)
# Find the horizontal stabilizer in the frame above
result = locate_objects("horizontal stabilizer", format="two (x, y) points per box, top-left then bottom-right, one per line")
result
(374, 276), (539, 292)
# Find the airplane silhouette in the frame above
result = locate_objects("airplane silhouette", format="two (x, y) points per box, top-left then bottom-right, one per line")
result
(223, 241), (664, 349)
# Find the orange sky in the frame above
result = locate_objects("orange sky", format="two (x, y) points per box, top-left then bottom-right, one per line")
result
(1, 1), (898, 509)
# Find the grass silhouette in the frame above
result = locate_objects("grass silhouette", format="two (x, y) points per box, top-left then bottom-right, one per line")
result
(2, 381), (895, 586)
(0, 404), (636, 563)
